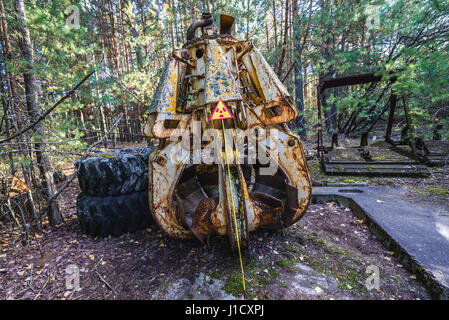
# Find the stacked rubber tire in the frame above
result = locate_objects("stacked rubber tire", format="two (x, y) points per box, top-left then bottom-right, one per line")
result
(75, 147), (155, 237)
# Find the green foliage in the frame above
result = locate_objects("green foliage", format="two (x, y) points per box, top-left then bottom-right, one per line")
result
(1, 0), (448, 164)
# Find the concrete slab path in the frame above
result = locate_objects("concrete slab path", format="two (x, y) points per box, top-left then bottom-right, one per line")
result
(312, 186), (449, 299)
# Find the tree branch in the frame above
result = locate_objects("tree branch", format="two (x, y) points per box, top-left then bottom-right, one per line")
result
(0, 70), (95, 145)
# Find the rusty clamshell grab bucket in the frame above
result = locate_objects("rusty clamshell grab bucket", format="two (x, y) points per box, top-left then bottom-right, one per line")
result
(144, 13), (312, 251)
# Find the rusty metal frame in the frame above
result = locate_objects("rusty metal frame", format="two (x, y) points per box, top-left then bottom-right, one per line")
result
(316, 71), (417, 160)
(143, 13), (312, 251)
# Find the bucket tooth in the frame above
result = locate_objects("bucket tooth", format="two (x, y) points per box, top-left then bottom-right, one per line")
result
(149, 141), (194, 239)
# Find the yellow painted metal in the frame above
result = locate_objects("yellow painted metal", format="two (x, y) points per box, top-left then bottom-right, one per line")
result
(204, 39), (242, 105)
(142, 14), (312, 251)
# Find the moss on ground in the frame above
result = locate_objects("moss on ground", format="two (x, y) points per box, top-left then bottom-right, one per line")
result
(275, 259), (294, 270)
(99, 152), (117, 158)
(424, 185), (449, 196)
(224, 271), (249, 296)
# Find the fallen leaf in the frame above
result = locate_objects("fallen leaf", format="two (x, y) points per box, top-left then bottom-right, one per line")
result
(410, 275), (417, 280)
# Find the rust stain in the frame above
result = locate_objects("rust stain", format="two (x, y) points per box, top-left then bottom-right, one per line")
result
(142, 13), (312, 250)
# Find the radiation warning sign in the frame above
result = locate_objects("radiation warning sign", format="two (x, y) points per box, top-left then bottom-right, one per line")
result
(7, 176), (30, 199)
(209, 99), (234, 121)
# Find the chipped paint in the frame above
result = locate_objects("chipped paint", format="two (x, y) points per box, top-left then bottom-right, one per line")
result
(143, 14), (312, 250)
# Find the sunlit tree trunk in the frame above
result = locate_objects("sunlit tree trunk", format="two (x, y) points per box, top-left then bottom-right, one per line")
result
(293, 0), (306, 138)
(13, 0), (62, 225)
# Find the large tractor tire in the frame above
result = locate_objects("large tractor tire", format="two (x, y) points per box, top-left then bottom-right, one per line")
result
(76, 191), (152, 237)
(76, 147), (155, 197)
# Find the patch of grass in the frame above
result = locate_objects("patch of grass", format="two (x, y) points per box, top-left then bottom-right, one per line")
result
(99, 152), (117, 158)
(224, 272), (249, 296)
(210, 270), (222, 280)
(372, 156), (387, 161)
(258, 277), (269, 287)
(336, 271), (366, 292)
(281, 283), (288, 288)
(327, 245), (347, 256)
(424, 185), (449, 196)
(298, 229), (371, 294)
(308, 161), (322, 176)
(268, 268), (281, 280)
(275, 259), (293, 270)
(284, 243), (296, 252)
(222, 260), (261, 298)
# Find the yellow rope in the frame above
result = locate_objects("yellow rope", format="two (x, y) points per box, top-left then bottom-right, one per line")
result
(221, 119), (246, 293)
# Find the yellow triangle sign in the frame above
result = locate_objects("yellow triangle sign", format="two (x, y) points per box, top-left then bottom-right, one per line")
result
(209, 99), (234, 121)
(7, 176), (30, 199)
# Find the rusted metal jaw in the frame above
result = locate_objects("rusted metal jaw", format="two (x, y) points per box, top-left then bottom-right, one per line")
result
(147, 127), (311, 251)
(144, 14), (311, 251)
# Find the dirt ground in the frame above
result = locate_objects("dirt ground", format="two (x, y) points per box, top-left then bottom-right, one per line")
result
(0, 174), (429, 300)
(2, 139), (446, 300)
